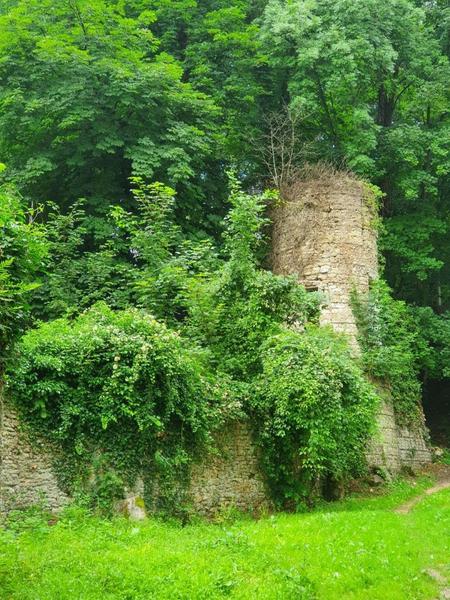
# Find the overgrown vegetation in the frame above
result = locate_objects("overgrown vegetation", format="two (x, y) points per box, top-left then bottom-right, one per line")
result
(352, 281), (423, 424)
(5, 177), (379, 512)
(7, 304), (222, 515)
(1, 0), (449, 307)
(252, 327), (377, 507)
(0, 173), (47, 367)
(352, 279), (450, 431)
(1, 0), (449, 514)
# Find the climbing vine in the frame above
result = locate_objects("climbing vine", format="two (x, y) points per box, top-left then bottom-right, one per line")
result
(6, 303), (226, 514)
(352, 280), (423, 424)
(250, 327), (378, 509)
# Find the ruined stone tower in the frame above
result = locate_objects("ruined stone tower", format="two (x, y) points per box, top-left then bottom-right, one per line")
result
(271, 172), (377, 344)
(271, 171), (431, 473)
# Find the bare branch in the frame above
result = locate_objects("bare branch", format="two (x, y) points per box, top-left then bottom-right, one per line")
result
(257, 104), (313, 193)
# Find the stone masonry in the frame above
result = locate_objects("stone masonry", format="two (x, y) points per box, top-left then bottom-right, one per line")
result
(0, 392), (268, 516)
(0, 398), (69, 514)
(366, 398), (431, 473)
(189, 421), (269, 516)
(271, 173), (378, 344)
(271, 171), (431, 474)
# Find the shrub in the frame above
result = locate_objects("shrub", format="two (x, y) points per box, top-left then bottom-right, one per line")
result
(250, 326), (378, 508)
(32, 181), (220, 325)
(187, 268), (320, 379)
(6, 303), (224, 513)
(186, 176), (377, 507)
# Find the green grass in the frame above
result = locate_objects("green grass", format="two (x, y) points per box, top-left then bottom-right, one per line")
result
(0, 478), (449, 599)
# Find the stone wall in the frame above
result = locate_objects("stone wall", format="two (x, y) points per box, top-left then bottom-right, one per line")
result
(0, 391), (267, 516)
(189, 421), (269, 516)
(367, 401), (431, 473)
(0, 398), (69, 514)
(271, 172), (431, 474)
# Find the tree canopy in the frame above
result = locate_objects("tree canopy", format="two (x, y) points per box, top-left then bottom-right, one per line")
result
(1, 0), (449, 308)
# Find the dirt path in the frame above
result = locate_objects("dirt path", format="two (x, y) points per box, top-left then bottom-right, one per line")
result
(423, 568), (450, 600)
(394, 464), (450, 515)
(394, 479), (450, 515)
(394, 466), (450, 599)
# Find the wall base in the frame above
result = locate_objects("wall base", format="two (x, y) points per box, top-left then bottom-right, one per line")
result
(367, 401), (431, 474)
(1, 399), (269, 517)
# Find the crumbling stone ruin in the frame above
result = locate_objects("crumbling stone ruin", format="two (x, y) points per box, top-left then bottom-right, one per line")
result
(0, 171), (431, 516)
(271, 171), (377, 343)
(0, 396), (268, 516)
(271, 170), (431, 473)
(0, 402), (69, 514)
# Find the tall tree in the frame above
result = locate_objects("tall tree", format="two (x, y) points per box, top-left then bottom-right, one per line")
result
(0, 0), (218, 228)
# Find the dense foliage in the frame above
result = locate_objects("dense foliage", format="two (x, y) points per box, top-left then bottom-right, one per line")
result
(1, 0), (449, 511)
(0, 172), (47, 366)
(31, 179), (220, 323)
(6, 180), (378, 511)
(184, 178), (378, 506)
(185, 174), (320, 379)
(0, 0), (219, 228)
(1, 0), (449, 305)
(1, 0), (449, 316)
(7, 303), (221, 514)
(252, 327), (377, 506)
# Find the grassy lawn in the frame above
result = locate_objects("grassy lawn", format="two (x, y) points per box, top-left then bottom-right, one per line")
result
(0, 478), (449, 599)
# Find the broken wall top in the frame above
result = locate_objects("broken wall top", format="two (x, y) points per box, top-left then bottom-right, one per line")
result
(271, 172), (378, 342)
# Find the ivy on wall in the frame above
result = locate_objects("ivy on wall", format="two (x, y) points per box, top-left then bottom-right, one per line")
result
(6, 303), (225, 515)
(352, 280), (423, 425)
(251, 327), (378, 508)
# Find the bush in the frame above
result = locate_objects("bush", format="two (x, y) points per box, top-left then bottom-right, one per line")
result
(32, 181), (220, 325)
(250, 326), (378, 508)
(187, 268), (319, 379)
(185, 172), (320, 379)
(6, 303), (223, 513)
